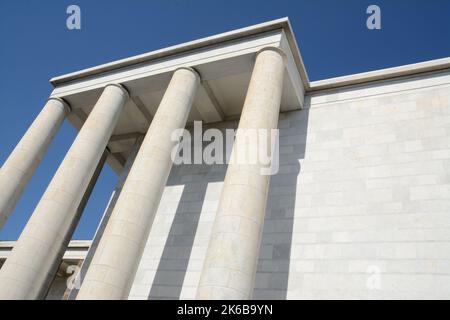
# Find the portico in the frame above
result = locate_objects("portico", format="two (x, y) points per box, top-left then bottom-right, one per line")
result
(2, 16), (450, 300)
(0, 18), (306, 300)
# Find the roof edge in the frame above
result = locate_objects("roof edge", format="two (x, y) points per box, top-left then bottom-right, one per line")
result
(50, 17), (308, 87)
(308, 57), (450, 92)
(49, 18), (450, 94)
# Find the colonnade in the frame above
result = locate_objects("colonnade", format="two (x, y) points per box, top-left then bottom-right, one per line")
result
(0, 47), (286, 300)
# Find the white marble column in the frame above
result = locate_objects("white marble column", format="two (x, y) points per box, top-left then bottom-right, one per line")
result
(0, 98), (70, 229)
(67, 137), (143, 300)
(0, 84), (128, 300)
(77, 67), (200, 300)
(197, 47), (286, 299)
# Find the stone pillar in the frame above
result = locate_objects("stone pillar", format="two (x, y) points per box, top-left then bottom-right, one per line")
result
(0, 98), (70, 229)
(0, 84), (128, 300)
(197, 47), (286, 299)
(77, 67), (200, 300)
(67, 137), (143, 300)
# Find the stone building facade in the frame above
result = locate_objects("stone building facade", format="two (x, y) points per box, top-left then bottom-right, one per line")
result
(1, 18), (450, 299)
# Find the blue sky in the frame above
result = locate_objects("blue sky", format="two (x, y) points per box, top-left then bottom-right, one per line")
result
(0, 0), (449, 240)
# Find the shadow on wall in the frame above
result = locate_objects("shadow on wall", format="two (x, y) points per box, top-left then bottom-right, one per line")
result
(148, 162), (227, 299)
(147, 122), (230, 300)
(147, 107), (310, 300)
(253, 107), (309, 299)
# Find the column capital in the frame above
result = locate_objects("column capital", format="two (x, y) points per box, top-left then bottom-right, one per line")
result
(174, 66), (202, 82)
(256, 46), (287, 65)
(47, 97), (72, 114)
(105, 83), (130, 100)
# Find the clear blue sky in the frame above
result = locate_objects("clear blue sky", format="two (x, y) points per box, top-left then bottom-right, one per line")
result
(1, 0), (449, 240)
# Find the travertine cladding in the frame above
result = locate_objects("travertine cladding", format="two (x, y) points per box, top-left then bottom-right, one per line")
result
(126, 69), (450, 300)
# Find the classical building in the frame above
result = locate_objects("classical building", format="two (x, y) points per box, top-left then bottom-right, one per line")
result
(1, 18), (450, 300)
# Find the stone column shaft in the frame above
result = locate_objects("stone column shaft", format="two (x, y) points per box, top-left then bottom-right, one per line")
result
(0, 84), (128, 299)
(67, 137), (143, 300)
(77, 67), (200, 300)
(0, 98), (69, 229)
(197, 48), (286, 299)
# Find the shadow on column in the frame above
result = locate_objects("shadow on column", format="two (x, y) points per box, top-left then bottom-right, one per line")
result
(253, 107), (310, 299)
